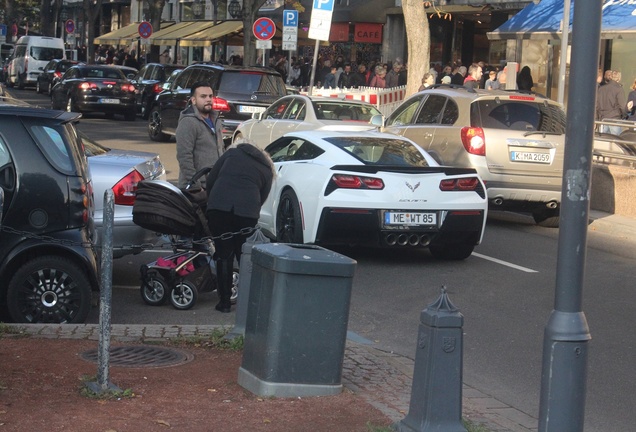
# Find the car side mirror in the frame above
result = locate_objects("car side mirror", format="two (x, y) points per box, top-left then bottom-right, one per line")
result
(252, 111), (263, 120)
(370, 114), (384, 128)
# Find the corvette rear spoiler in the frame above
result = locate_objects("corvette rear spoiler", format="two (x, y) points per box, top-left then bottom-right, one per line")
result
(330, 165), (479, 176)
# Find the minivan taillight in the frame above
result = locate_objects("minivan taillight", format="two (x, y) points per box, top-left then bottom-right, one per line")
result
(213, 97), (231, 112)
(460, 127), (486, 156)
(113, 170), (144, 206)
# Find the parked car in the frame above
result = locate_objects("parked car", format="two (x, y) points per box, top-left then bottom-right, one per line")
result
(0, 100), (99, 323)
(233, 94), (382, 148)
(259, 130), (488, 260)
(50, 64), (136, 121)
(380, 85), (566, 227)
(78, 131), (166, 258)
(148, 63), (287, 144)
(131, 63), (183, 119)
(6, 36), (65, 89)
(36, 59), (80, 95)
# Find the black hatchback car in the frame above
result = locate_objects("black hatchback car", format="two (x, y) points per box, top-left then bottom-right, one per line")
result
(36, 59), (80, 95)
(0, 100), (99, 323)
(147, 63), (287, 143)
(132, 63), (183, 119)
(50, 64), (136, 121)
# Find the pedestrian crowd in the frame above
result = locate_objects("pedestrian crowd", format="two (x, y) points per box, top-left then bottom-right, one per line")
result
(596, 68), (636, 136)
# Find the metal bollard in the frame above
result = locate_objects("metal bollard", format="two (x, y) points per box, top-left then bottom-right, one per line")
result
(227, 229), (269, 339)
(85, 189), (121, 394)
(395, 286), (467, 432)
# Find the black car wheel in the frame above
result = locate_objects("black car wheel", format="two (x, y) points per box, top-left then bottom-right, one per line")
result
(148, 106), (170, 142)
(17, 73), (25, 90)
(170, 280), (198, 310)
(140, 270), (169, 306)
(7, 256), (92, 323)
(47, 82), (52, 95)
(66, 96), (77, 113)
(276, 189), (304, 243)
(429, 243), (475, 261)
(141, 98), (152, 120)
(36, 80), (42, 94)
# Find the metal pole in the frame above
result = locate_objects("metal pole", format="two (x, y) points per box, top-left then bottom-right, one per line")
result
(308, 39), (319, 96)
(557, 0), (571, 105)
(537, 0), (601, 430)
(86, 189), (121, 394)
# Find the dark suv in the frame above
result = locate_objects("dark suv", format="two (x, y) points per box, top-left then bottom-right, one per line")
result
(131, 63), (183, 119)
(147, 63), (287, 144)
(0, 100), (99, 323)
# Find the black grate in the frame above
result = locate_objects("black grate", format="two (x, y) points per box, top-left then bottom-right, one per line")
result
(80, 345), (194, 368)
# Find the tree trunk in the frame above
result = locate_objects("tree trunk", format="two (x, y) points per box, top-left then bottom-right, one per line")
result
(147, 0), (166, 63)
(402, 0), (430, 97)
(242, 0), (268, 66)
(83, 0), (103, 64)
(40, 0), (53, 36)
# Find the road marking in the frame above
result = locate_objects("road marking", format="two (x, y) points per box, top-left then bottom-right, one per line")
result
(472, 252), (538, 273)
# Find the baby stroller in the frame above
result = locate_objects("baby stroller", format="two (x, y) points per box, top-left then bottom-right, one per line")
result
(132, 170), (238, 310)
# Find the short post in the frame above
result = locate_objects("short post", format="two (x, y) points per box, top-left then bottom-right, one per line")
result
(86, 189), (121, 394)
(227, 229), (270, 339)
(395, 287), (467, 432)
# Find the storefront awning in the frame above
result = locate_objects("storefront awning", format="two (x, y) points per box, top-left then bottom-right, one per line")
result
(94, 22), (144, 45)
(179, 21), (244, 47)
(149, 21), (216, 45)
(488, 0), (636, 40)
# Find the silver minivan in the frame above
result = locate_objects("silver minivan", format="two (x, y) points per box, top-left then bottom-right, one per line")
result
(7, 36), (65, 89)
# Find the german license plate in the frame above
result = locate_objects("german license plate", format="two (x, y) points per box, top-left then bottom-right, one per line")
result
(239, 105), (265, 113)
(510, 151), (552, 164)
(100, 98), (120, 104)
(384, 212), (437, 226)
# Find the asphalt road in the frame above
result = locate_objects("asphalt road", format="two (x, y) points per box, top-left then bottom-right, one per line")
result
(9, 87), (636, 431)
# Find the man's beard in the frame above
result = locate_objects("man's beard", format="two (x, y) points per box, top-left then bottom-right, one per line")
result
(199, 104), (213, 114)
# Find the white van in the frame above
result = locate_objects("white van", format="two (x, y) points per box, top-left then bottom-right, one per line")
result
(7, 36), (65, 89)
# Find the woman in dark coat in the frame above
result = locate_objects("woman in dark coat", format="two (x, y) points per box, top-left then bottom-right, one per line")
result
(517, 66), (534, 91)
(206, 140), (275, 312)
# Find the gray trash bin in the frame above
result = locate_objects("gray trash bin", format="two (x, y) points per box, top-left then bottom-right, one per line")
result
(238, 243), (357, 398)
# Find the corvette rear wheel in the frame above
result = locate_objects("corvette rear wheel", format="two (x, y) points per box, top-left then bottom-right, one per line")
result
(276, 189), (303, 243)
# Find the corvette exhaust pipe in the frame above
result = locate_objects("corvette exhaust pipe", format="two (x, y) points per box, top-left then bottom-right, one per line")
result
(397, 234), (409, 246)
(385, 233), (397, 246)
(419, 234), (431, 247)
(408, 234), (420, 246)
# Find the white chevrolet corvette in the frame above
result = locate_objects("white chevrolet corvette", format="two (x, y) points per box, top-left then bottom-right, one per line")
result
(258, 130), (488, 260)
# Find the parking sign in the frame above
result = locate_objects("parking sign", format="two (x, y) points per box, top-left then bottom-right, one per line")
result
(308, 0), (334, 41)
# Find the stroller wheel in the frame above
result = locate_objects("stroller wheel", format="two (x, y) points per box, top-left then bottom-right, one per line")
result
(231, 268), (239, 305)
(170, 280), (198, 310)
(140, 271), (169, 306)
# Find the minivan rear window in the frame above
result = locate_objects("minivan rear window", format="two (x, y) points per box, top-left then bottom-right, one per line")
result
(218, 71), (285, 96)
(472, 100), (566, 133)
(30, 47), (64, 61)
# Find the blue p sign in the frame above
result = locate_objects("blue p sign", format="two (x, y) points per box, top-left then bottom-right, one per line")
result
(313, 0), (335, 11)
(283, 10), (298, 27)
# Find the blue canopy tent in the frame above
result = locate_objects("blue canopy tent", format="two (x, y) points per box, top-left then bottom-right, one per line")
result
(488, 0), (636, 40)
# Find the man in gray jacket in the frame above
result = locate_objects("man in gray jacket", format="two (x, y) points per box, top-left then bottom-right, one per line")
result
(176, 81), (224, 188)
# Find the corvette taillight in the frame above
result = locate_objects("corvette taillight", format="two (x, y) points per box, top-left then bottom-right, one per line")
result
(113, 170), (144, 206)
(460, 126), (486, 156)
(439, 177), (480, 191)
(213, 97), (231, 112)
(331, 174), (384, 189)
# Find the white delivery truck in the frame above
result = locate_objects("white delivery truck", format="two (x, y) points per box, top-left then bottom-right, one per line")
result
(7, 36), (65, 89)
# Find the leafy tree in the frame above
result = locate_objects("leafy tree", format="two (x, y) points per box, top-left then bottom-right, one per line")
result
(2, 0), (41, 39)
(145, 0), (167, 63)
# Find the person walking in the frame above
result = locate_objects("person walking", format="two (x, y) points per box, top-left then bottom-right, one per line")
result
(418, 73), (435, 91)
(485, 70), (500, 90)
(517, 66), (534, 91)
(626, 77), (636, 121)
(596, 70), (627, 135)
(175, 81), (224, 188)
(338, 63), (356, 89)
(385, 61), (402, 88)
(205, 140), (275, 313)
(322, 66), (337, 89)
(369, 65), (387, 88)
(463, 63), (483, 89)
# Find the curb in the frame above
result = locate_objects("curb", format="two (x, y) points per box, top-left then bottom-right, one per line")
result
(3, 323), (537, 431)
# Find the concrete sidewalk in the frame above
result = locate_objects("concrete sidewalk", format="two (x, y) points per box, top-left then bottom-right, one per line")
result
(5, 323), (537, 432)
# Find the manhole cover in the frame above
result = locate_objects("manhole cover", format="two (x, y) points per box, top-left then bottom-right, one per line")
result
(80, 345), (194, 368)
